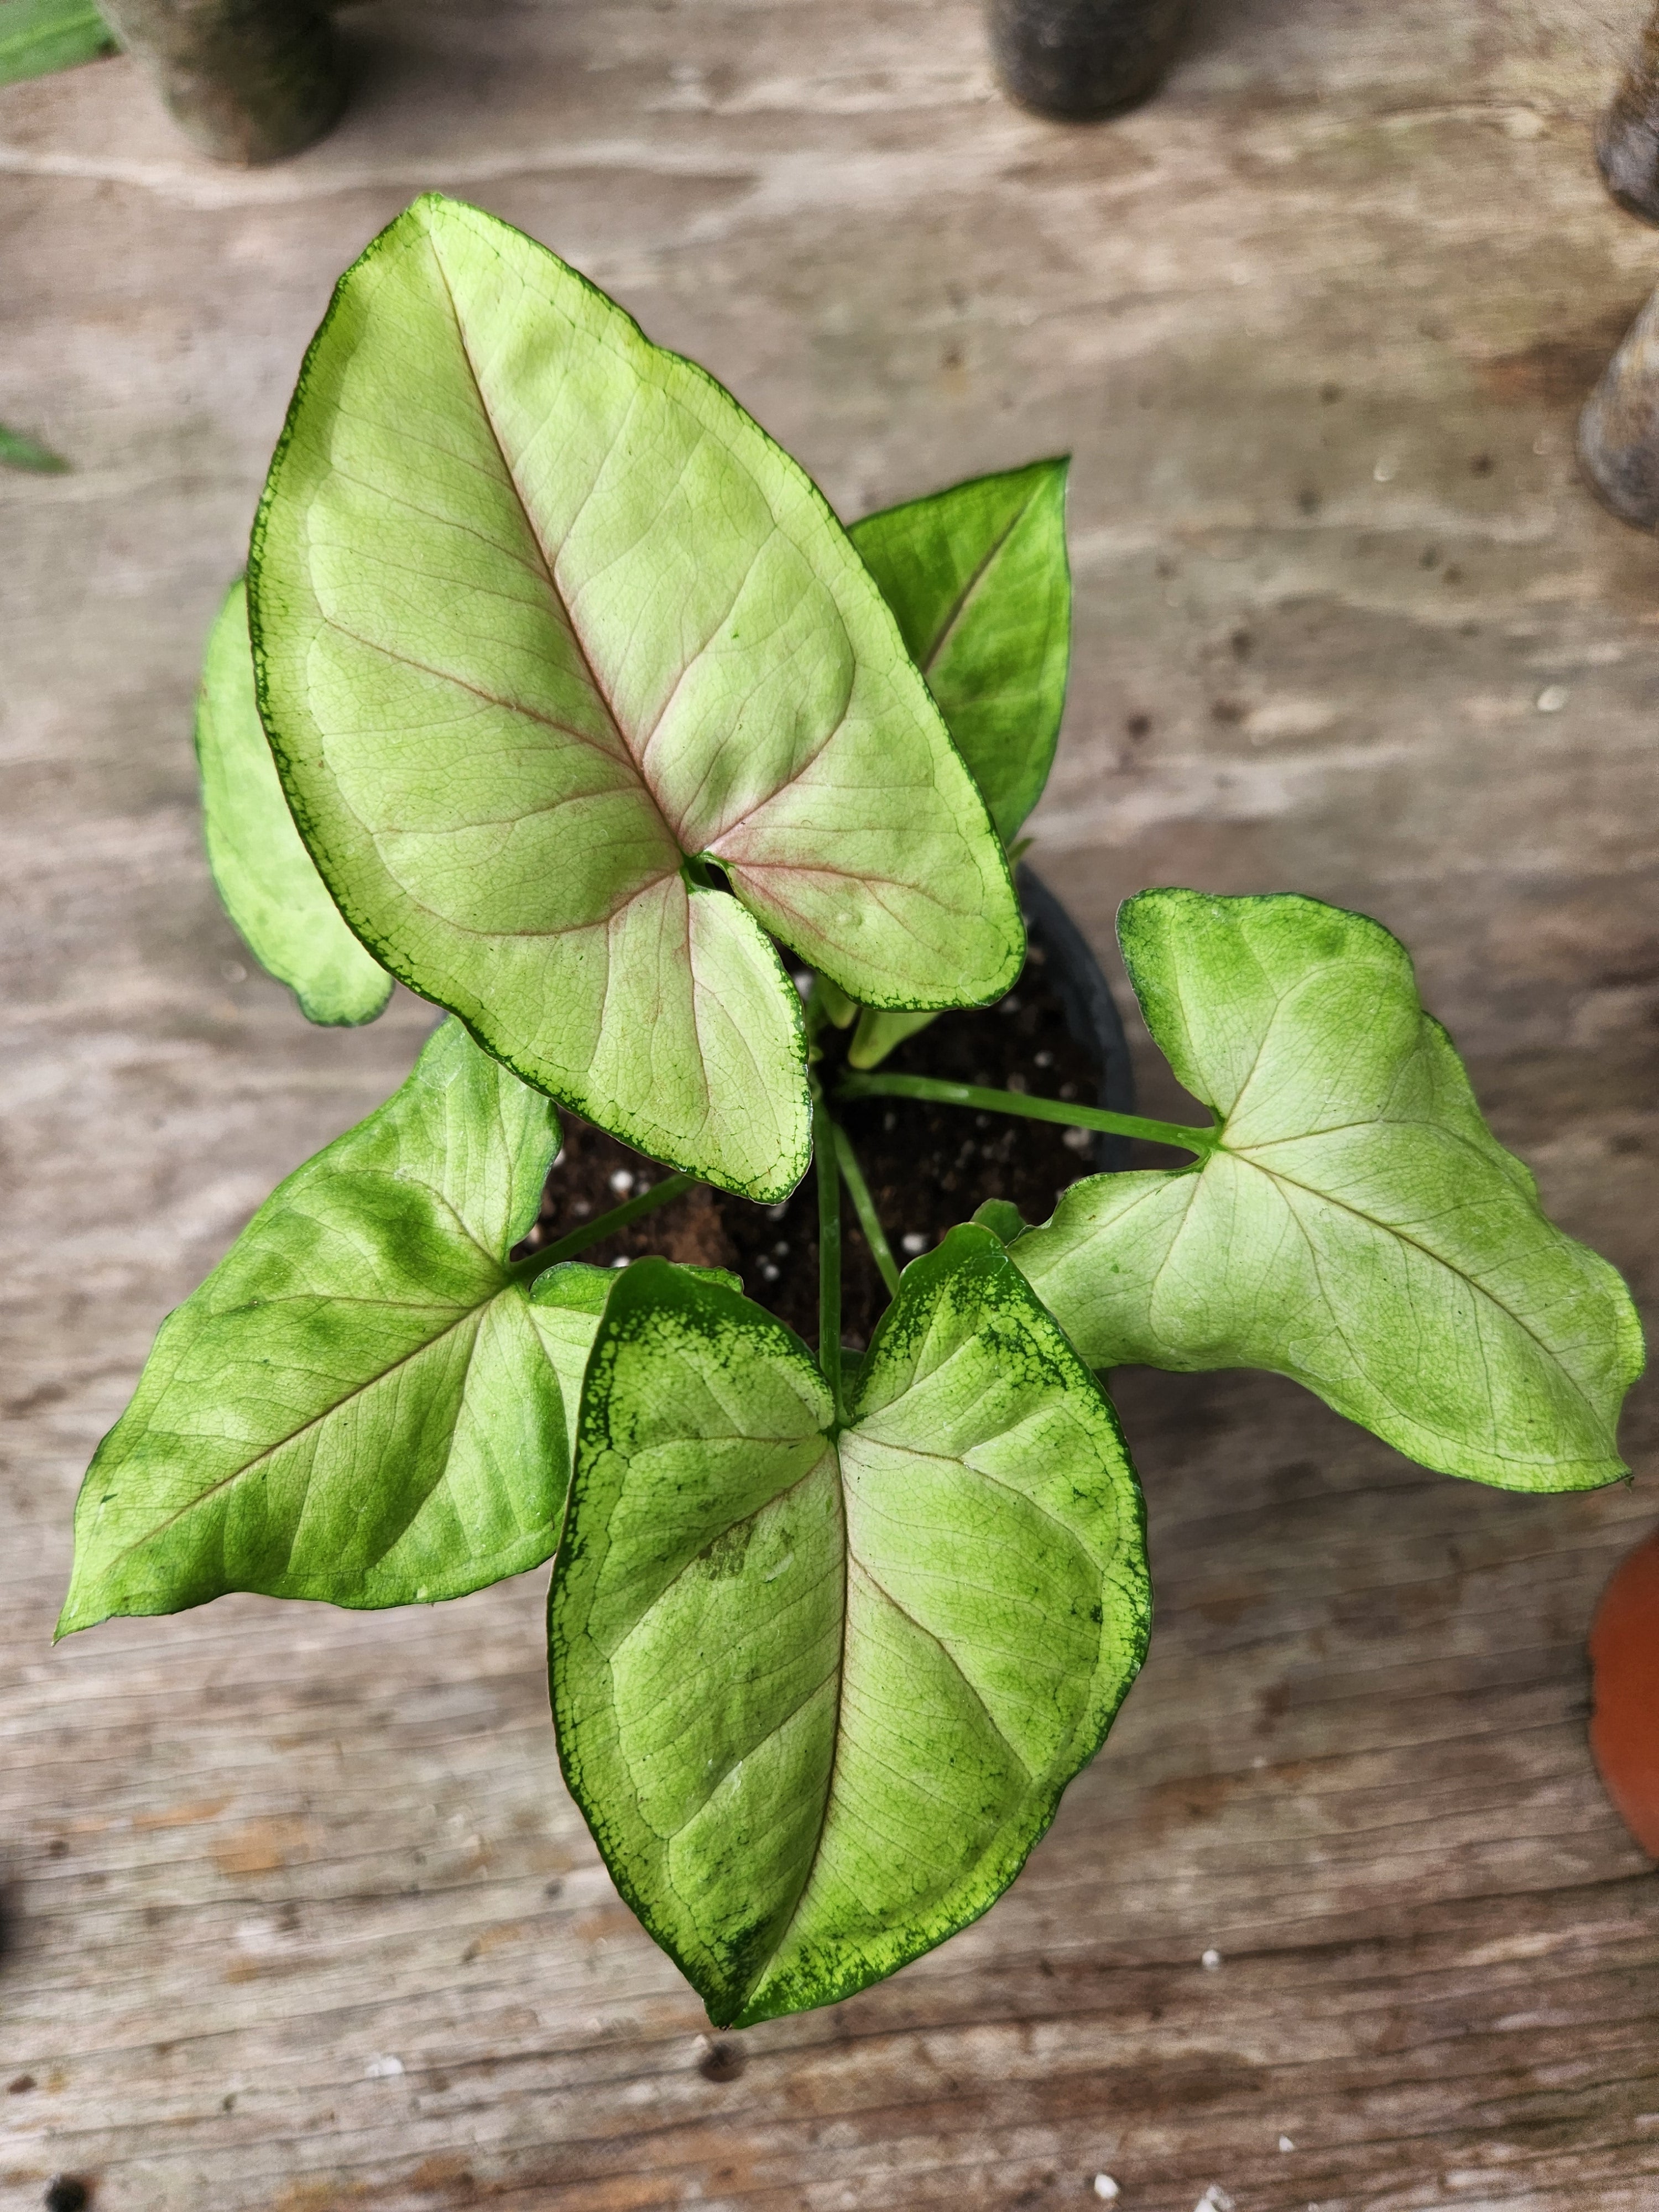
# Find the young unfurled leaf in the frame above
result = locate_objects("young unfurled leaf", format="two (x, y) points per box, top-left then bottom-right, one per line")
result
(846, 460), (1068, 1071)
(972, 1197), (1027, 1246)
(550, 1225), (1149, 2026)
(0, 0), (114, 89)
(196, 580), (392, 1026)
(1014, 890), (1645, 1491)
(249, 193), (1021, 1202)
(60, 1022), (570, 1634)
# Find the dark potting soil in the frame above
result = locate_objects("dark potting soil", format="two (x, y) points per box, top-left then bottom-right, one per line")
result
(513, 940), (1108, 1348)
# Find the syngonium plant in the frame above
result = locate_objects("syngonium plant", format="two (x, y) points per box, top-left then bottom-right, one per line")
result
(60, 195), (1645, 2028)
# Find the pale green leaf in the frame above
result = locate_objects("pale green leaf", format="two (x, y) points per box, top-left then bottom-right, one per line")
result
(196, 580), (392, 1026)
(1014, 890), (1645, 1491)
(59, 1021), (568, 1634)
(249, 192), (1021, 1202)
(0, 0), (114, 87)
(846, 460), (1068, 1070)
(550, 1225), (1148, 2026)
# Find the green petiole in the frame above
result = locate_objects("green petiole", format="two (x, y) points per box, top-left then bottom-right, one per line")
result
(512, 1170), (697, 1277)
(828, 1115), (900, 1297)
(833, 1072), (1218, 1161)
(812, 1094), (845, 1422)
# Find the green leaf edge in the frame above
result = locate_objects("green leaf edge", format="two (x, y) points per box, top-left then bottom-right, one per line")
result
(0, 419), (71, 472)
(195, 578), (393, 1029)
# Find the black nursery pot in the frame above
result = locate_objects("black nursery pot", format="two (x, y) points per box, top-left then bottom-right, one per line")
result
(1015, 863), (1135, 1168)
(989, 0), (1194, 121)
(523, 867), (1135, 1347)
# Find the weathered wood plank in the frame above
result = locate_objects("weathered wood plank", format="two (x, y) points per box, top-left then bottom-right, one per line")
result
(3, 1), (1658, 2205)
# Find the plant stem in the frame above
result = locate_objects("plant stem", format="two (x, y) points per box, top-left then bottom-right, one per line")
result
(813, 1095), (844, 1420)
(510, 1171), (697, 1277)
(828, 1116), (900, 1298)
(833, 1073), (1217, 1160)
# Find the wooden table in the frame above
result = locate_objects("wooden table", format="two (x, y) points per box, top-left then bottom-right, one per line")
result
(4, 2), (1658, 2204)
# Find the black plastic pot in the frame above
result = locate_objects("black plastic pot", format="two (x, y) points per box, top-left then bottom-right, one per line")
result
(989, 0), (1194, 122)
(1018, 863), (1135, 1172)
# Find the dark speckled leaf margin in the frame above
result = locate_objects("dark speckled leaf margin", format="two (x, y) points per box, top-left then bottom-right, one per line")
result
(549, 1225), (1150, 2026)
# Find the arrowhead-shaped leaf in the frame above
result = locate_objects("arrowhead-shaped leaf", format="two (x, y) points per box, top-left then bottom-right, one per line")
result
(60, 1021), (572, 1633)
(196, 579), (392, 1026)
(846, 459), (1068, 1070)
(249, 193), (1021, 1201)
(550, 1224), (1149, 2026)
(1014, 890), (1645, 1491)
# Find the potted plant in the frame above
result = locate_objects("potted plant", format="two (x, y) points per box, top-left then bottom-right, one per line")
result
(59, 194), (1645, 2031)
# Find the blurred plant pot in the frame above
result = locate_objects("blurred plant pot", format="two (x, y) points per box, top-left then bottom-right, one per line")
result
(96, 0), (347, 164)
(989, 0), (1194, 121)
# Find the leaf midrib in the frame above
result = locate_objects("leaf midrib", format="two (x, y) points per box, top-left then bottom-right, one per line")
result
(425, 212), (863, 888)
(96, 1258), (523, 1574)
(426, 230), (644, 786)
(735, 1410), (1078, 2015)
(919, 493), (1033, 679)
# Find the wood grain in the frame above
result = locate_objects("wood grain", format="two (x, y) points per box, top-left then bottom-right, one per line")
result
(3, 1), (1658, 2205)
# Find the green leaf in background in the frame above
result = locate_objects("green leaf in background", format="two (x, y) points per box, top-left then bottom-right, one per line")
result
(196, 580), (392, 1026)
(550, 1225), (1149, 2026)
(250, 192), (1021, 1203)
(0, 419), (70, 472)
(1014, 890), (1645, 1491)
(846, 459), (1069, 1071)
(60, 1021), (570, 1634)
(850, 458), (1070, 845)
(0, 0), (114, 88)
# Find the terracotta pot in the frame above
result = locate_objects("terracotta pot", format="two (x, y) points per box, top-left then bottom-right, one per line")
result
(1589, 1526), (1659, 1856)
